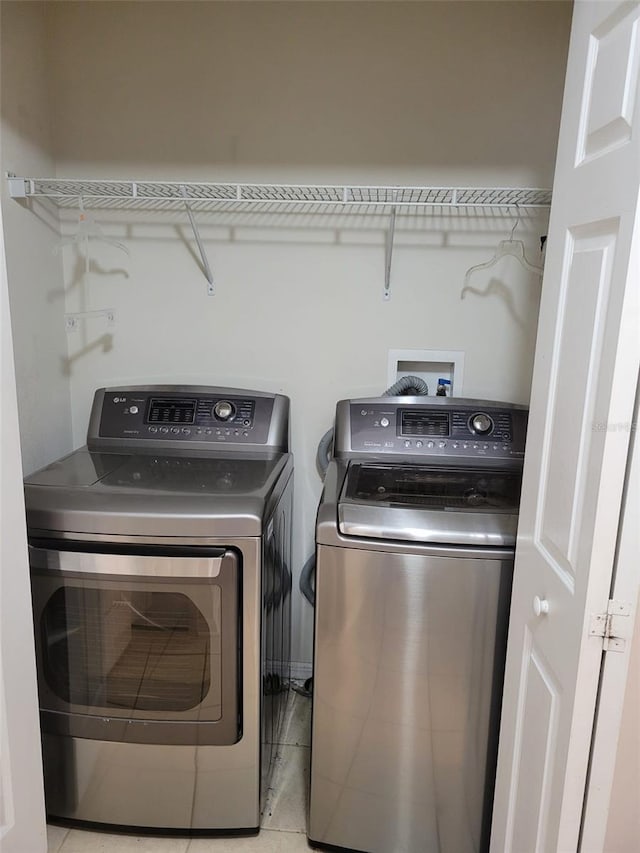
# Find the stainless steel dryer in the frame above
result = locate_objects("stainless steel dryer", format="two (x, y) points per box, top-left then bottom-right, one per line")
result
(24, 385), (293, 834)
(309, 396), (528, 853)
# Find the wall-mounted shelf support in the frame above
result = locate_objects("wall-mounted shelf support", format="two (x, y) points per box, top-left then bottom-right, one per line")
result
(384, 203), (397, 301)
(180, 186), (214, 294)
(7, 174), (29, 198)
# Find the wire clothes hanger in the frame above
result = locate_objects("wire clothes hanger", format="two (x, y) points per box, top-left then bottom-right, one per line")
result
(462, 203), (543, 295)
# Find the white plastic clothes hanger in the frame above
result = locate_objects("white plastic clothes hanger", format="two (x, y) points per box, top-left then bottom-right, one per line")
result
(56, 197), (130, 255)
(55, 197), (129, 290)
(462, 204), (543, 292)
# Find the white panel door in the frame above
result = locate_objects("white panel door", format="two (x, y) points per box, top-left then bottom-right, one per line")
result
(491, 2), (640, 852)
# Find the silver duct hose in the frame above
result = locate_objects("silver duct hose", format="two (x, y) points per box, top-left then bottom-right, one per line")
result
(383, 375), (429, 397)
(315, 427), (334, 478)
(300, 376), (429, 607)
(299, 553), (317, 609)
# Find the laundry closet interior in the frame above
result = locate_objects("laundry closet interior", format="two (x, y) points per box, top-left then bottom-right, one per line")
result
(2, 0), (575, 848)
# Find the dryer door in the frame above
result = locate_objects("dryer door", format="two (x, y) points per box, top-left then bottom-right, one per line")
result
(29, 543), (240, 745)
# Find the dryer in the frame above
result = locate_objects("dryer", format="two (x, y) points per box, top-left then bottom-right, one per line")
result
(24, 385), (293, 833)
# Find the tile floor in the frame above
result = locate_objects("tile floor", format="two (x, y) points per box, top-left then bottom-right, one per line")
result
(47, 688), (313, 853)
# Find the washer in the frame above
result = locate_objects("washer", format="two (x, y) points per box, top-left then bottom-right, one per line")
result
(309, 395), (528, 853)
(24, 385), (293, 833)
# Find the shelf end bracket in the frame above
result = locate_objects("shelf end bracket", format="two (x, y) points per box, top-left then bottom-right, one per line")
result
(6, 174), (29, 199)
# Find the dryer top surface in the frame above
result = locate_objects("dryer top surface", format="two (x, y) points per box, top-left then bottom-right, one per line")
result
(24, 448), (292, 539)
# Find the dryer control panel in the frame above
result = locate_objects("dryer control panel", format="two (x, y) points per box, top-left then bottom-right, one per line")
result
(87, 386), (289, 453)
(334, 397), (528, 465)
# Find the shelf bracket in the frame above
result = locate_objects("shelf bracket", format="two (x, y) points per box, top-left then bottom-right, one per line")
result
(180, 186), (214, 295)
(384, 203), (397, 301)
(6, 173), (29, 198)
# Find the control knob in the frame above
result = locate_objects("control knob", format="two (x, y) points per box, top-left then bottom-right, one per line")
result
(469, 412), (494, 436)
(213, 400), (236, 421)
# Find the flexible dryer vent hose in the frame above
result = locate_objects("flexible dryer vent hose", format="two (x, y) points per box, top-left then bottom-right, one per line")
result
(383, 375), (429, 397)
(300, 376), (429, 606)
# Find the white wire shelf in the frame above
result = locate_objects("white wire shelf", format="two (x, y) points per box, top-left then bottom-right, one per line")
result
(7, 177), (552, 212)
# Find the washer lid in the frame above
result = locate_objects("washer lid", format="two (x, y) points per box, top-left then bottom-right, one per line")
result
(338, 462), (522, 546)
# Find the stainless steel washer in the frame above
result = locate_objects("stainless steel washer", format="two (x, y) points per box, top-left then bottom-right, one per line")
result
(24, 385), (293, 834)
(309, 396), (528, 853)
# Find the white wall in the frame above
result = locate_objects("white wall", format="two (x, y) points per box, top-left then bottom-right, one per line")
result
(48, 1), (570, 187)
(8, 1), (572, 667)
(0, 6), (62, 845)
(0, 181), (47, 853)
(0, 1), (72, 474)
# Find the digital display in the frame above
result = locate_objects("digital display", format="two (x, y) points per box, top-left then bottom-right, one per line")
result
(401, 410), (450, 437)
(146, 398), (197, 425)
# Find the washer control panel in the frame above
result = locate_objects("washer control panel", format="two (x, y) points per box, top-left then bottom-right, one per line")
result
(87, 386), (289, 452)
(335, 398), (528, 464)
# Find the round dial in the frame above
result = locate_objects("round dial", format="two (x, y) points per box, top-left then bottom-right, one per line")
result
(469, 412), (494, 435)
(213, 400), (236, 421)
